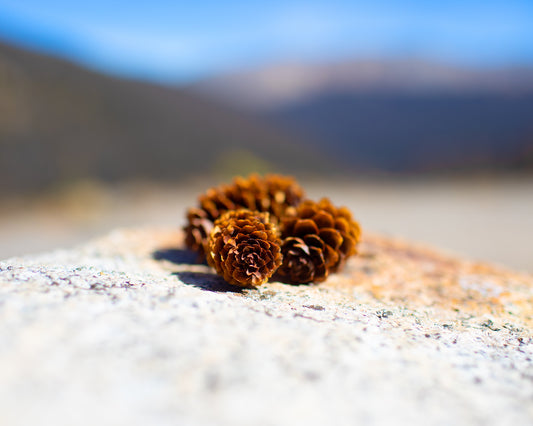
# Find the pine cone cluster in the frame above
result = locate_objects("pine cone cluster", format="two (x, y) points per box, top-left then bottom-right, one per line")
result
(207, 210), (282, 287)
(183, 174), (361, 287)
(184, 174), (304, 259)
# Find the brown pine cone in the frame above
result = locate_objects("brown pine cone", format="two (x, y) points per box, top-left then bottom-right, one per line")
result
(184, 174), (304, 259)
(277, 198), (361, 284)
(207, 209), (282, 287)
(184, 207), (212, 255)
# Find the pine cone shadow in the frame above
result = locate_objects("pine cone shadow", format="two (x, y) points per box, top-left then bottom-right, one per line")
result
(173, 272), (245, 293)
(152, 248), (204, 265)
(271, 272), (312, 286)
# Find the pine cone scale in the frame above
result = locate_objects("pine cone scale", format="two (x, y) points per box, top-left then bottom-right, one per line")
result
(294, 219), (319, 236)
(323, 244), (340, 268)
(318, 228), (343, 250)
(304, 234), (325, 249)
(340, 236), (357, 256)
(334, 218), (349, 233)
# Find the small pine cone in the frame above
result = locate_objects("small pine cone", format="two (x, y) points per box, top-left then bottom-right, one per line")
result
(207, 209), (282, 287)
(184, 207), (213, 255)
(260, 174), (305, 219)
(184, 174), (304, 258)
(277, 198), (361, 284)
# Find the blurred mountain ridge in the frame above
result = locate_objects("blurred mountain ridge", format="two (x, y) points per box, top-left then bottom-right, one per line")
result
(192, 59), (533, 172)
(192, 59), (533, 109)
(0, 41), (333, 196)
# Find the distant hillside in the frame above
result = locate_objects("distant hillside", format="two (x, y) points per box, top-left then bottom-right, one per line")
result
(0, 42), (334, 196)
(193, 59), (533, 172)
(193, 59), (533, 109)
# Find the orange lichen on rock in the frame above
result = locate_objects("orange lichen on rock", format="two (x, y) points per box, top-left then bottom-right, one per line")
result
(341, 233), (533, 326)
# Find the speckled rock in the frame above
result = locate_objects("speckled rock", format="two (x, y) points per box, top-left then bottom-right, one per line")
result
(0, 228), (532, 426)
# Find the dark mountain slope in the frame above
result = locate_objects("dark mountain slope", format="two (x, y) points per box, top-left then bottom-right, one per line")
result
(0, 42), (333, 196)
(193, 60), (533, 173)
(268, 91), (533, 172)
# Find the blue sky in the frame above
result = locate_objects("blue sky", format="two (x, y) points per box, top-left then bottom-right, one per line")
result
(0, 0), (532, 83)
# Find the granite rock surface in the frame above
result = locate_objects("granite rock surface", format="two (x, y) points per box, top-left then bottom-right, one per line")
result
(0, 228), (532, 426)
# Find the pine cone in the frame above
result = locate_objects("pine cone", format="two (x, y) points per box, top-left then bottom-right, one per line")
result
(207, 209), (282, 287)
(277, 198), (361, 284)
(184, 174), (304, 259)
(184, 207), (212, 255)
